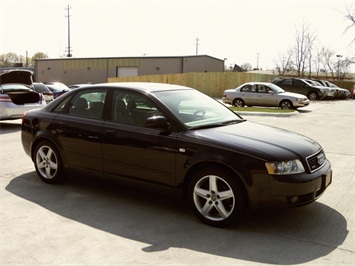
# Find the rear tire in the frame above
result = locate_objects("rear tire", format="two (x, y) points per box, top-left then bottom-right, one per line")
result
(232, 98), (245, 107)
(34, 141), (64, 184)
(187, 167), (247, 227)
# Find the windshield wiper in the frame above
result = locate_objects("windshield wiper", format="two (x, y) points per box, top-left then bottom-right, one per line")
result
(222, 119), (246, 125)
(190, 119), (246, 130)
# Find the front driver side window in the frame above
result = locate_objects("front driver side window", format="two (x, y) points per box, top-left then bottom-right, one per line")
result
(111, 90), (164, 126)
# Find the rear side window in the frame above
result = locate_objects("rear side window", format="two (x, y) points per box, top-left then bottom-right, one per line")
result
(241, 85), (256, 93)
(68, 90), (107, 119)
(281, 79), (293, 86)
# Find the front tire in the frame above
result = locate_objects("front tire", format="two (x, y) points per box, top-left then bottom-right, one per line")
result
(34, 141), (64, 184)
(308, 91), (318, 100)
(188, 167), (247, 227)
(279, 100), (293, 109)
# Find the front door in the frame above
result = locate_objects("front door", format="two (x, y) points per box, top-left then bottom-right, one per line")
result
(102, 89), (178, 185)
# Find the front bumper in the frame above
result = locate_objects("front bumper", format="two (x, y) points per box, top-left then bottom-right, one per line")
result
(270, 160), (332, 205)
(293, 100), (310, 108)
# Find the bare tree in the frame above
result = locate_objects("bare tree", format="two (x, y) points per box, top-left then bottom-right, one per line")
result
(343, 5), (355, 45)
(294, 22), (317, 77)
(273, 48), (294, 75)
(241, 63), (252, 71)
(319, 47), (335, 78)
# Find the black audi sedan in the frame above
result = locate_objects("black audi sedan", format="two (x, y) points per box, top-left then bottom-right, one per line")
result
(21, 82), (332, 227)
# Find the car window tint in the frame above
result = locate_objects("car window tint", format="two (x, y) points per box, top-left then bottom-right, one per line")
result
(68, 90), (107, 119)
(294, 80), (304, 86)
(111, 90), (163, 126)
(282, 79), (292, 86)
(53, 97), (71, 113)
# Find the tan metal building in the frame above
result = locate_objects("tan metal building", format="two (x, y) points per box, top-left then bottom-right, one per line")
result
(35, 55), (224, 85)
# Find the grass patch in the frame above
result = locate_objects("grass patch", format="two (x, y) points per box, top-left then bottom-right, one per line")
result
(230, 106), (296, 113)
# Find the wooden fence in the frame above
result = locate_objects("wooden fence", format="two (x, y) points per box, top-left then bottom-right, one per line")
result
(108, 72), (354, 98)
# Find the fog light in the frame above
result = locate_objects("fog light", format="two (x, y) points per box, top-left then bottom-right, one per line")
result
(289, 196), (299, 204)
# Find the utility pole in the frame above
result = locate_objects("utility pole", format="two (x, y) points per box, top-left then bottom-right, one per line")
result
(256, 53), (260, 70)
(65, 5), (72, 57)
(195, 38), (200, 55)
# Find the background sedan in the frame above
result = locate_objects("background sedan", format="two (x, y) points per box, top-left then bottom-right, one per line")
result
(222, 82), (309, 109)
(0, 69), (46, 120)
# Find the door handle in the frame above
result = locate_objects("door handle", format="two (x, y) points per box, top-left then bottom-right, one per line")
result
(105, 130), (115, 137)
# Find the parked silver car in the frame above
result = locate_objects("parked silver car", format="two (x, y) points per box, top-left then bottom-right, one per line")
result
(0, 69), (46, 120)
(222, 82), (310, 109)
(32, 82), (54, 104)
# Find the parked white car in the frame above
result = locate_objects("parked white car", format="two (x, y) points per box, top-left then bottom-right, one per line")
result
(0, 69), (46, 120)
(222, 82), (310, 109)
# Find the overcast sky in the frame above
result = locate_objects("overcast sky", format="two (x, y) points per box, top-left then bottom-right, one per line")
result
(1, 0), (354, 70)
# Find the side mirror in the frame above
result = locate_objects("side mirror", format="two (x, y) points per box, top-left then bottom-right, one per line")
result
(145, 116), (169, 130)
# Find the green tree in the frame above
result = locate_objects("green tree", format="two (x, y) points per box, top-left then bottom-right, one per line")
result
(30, 52), (48, 66)
(0, 52), (20, 67)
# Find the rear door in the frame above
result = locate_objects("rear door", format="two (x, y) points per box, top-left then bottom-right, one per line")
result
(53, 88), (107, 175)
(239, 84), (258, 106)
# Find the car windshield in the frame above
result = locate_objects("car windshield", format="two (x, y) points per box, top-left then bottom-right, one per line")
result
(153, 89), (244, 129)
(268, 83), (285, 94)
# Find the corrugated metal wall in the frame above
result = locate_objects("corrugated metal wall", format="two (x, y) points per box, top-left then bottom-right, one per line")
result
(35, 56), (224, 85)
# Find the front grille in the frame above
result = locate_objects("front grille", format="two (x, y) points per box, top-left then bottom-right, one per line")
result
(306, 149), (326, 173)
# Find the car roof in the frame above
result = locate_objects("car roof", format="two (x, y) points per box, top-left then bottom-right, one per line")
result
(240, 82), (272, 86)
(88, 82), (194, 93)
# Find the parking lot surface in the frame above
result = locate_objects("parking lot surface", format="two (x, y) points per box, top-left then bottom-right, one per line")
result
(1, 100), (354, 265)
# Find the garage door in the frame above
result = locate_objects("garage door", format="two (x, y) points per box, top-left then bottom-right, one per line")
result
(116, 67), (138, 77)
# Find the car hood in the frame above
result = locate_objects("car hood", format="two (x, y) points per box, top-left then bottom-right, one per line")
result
(279, 91), (308, 99)
(0, 69), (33, 86)
(184, 121), (321, 161)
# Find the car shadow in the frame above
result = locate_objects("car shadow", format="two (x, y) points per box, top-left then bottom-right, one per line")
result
(0, 121), (22, 134)
(6, 172), (348, 265)
(297, 109), (313, 114)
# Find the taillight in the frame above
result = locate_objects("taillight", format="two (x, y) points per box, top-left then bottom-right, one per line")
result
(39, 93), (45, 103)
(0, 95), (12, 102)
(22, 111), (27, 124)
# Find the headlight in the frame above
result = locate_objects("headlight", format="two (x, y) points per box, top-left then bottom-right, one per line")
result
(265, 159), (305, 175)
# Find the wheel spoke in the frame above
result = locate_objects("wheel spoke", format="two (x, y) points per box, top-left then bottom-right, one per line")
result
(47, 149), (53, 159)
(194, 187), (209, 199)
(214, 201), (229, 218)
(209, 175), (218, 192)
(38, 149), (46, 160)
(45, 166), (53, 178)
(218, 189), (234, 200)
(200, 201), (214, 216)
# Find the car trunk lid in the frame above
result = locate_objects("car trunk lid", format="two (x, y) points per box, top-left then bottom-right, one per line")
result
(0, 70), (41, 104)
